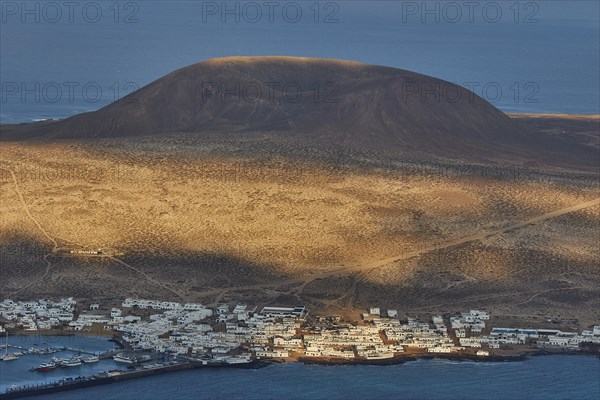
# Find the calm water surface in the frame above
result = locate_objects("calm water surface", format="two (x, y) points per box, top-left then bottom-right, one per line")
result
(1, 336), (599, 400)
(1, 1), (599, 122)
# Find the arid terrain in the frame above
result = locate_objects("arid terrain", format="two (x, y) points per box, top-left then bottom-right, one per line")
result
(1, 115), (598, 323)
(0, 58), (598, 324)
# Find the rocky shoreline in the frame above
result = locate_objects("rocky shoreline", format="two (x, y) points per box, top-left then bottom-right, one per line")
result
(297, 348), (599, 367)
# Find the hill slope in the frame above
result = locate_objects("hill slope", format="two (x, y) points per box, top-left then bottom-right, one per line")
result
(2, 57), (597, 168)
(0, 58), (522, 146)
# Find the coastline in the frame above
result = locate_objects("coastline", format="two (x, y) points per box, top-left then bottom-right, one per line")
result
(2, 351), (598, 400)
(1, 328), (598, 400)
(297, 348), (600, 367)
(507, 113), (600, 120)
(2, 300), (599, 398)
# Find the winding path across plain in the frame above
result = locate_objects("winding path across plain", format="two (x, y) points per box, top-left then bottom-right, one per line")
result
(2, 162), (598, 305)
(199, 197), (600, 302)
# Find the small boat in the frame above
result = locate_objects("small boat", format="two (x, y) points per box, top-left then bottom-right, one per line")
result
(113, 353), (134, 363)
(34, 362), (57, 372)
(225, 355), (252, 364)
(0, 353), (18, 361)
(60, 357), (82, 367)
(82, 355), (100, 363)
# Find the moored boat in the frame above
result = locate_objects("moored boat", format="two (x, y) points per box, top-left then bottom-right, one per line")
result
(34, 362), (57, 372)
(113, 353), (134, 363)
(63, 357), (81, 367)
(0, 353), (18, 361)
(225, 355), (252, 364)
(82, 355), (100, 363)
(52, 357), (81, 367)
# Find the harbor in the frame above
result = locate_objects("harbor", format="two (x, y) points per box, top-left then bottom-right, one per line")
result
(0, 331), (269, 399)
(1, 297), (599, 398)
(1, 355), (269, 400)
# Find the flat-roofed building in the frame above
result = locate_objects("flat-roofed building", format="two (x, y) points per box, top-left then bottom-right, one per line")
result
(260, 306), (307, 318)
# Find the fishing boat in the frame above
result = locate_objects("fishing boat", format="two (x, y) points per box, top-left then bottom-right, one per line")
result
(34, 362), (57, 372)
(82, 355), (100, 363)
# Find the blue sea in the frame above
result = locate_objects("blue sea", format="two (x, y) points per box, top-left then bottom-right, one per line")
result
(21, 356), (600, 400)
(0, 336), (599, 400)
(0, 0), (599, 123)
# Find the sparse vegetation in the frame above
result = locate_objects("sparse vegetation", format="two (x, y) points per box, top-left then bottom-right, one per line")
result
(0, 127), (598, 321)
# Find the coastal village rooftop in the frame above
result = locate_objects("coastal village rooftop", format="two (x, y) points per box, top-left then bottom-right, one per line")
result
(1, 298), (599, 363)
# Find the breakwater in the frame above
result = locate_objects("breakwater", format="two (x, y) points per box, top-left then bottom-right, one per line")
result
(1, 359), (269, 400)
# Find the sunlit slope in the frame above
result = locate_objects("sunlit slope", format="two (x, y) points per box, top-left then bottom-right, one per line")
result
(1, 139), (597, 320)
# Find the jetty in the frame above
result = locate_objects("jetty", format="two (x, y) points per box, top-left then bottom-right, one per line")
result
(0, 359), (268, 400)
(6, 345), (103, 357)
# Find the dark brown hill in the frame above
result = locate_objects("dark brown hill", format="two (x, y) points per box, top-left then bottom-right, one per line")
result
(1, 57), (597, 167)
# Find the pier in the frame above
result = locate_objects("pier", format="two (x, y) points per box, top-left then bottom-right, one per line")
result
(0, 359), (267, 400)
(6, 344), (103, 357)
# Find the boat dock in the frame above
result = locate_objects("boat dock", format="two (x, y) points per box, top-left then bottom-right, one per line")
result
(0, 359), (268, 400)
(6, 345), (103, 357)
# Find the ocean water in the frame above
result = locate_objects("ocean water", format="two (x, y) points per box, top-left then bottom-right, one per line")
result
(1, 1), (599, 123)
(1, 336), (599, 400)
